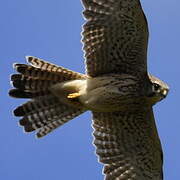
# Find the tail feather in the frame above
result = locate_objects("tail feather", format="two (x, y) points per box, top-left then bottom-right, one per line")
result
(14, 95), (59, 116)
(10, 56), (86, 137)
(36, 109), (83, 138)
(11, 74), (57, 91)
(14, 64), (66, 81)
(18, 100), (84, 136)
(9, 89), (49, 99)
(26, 56), (85, 80)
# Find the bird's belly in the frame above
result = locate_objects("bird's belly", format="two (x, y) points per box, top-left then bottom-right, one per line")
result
(79, 84), (144, 112)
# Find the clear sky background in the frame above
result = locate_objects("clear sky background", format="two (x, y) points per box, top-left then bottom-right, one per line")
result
(0, 0), (179, 180)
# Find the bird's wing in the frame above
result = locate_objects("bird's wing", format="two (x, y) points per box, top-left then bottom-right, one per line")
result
(92, 108), (163, 180)
(81, 0), (149, 77)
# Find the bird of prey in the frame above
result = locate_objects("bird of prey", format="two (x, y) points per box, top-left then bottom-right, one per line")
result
(9, 0), (169, 179)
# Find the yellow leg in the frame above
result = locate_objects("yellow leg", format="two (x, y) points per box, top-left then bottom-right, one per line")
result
(67, 92), (80, 99)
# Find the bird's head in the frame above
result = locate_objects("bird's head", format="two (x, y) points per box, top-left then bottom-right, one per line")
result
(147, 74), (169, 104)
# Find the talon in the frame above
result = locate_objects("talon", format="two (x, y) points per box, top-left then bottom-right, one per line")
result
(67, 92), (80, 99)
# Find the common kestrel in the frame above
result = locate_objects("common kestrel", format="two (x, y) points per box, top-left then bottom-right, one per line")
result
(9, 0), (169, 179)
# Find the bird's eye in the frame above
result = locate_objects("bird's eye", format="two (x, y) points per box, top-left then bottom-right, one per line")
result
(153, 83), (160, 91)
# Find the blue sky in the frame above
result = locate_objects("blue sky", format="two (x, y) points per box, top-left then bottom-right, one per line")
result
(0, 0), (179, 179)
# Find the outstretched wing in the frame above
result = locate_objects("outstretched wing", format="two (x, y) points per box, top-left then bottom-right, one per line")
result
(82, 0), (148, 77)
(92, 108), (163, 179)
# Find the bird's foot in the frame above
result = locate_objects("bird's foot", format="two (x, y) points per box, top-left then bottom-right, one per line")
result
(67, 92), (80, 99)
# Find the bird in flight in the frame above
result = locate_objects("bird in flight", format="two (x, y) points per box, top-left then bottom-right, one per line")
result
(9, 0), (169, 179)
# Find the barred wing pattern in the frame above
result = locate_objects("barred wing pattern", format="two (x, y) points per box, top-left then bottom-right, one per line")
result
(92, 109), (163, 180)
(82, 0), (149, 77)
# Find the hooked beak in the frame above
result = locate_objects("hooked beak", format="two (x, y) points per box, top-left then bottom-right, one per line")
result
(162, 89), (169, 98)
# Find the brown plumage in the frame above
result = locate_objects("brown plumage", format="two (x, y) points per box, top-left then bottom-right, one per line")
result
(93, 110), (163, 179)
(10, 56), (85, 138)
(9, 0), (169, 179)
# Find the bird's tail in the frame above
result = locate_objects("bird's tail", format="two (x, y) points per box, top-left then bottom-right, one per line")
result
(9, 56), (86, 138)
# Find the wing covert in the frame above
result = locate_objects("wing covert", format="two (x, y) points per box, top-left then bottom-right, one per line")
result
(81, 0), (149, 77)
(92, 108), (163, 179)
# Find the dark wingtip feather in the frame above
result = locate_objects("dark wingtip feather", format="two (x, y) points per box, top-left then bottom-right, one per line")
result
(19, 119), (34, 132)
(16, 65), (27, 74)
(19, 118), (27, 126)
(14, 106), (25, 117)
(13, 64), (28, 73)
(11, 74), (22, 81)
(9, 89), (32, 98)
(24, 125), (35, 132)
(19, 118), (41, 132)
(12, 79), (25, 89)
(10, 73), (25, 89)
(9, 89), (19, 97)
